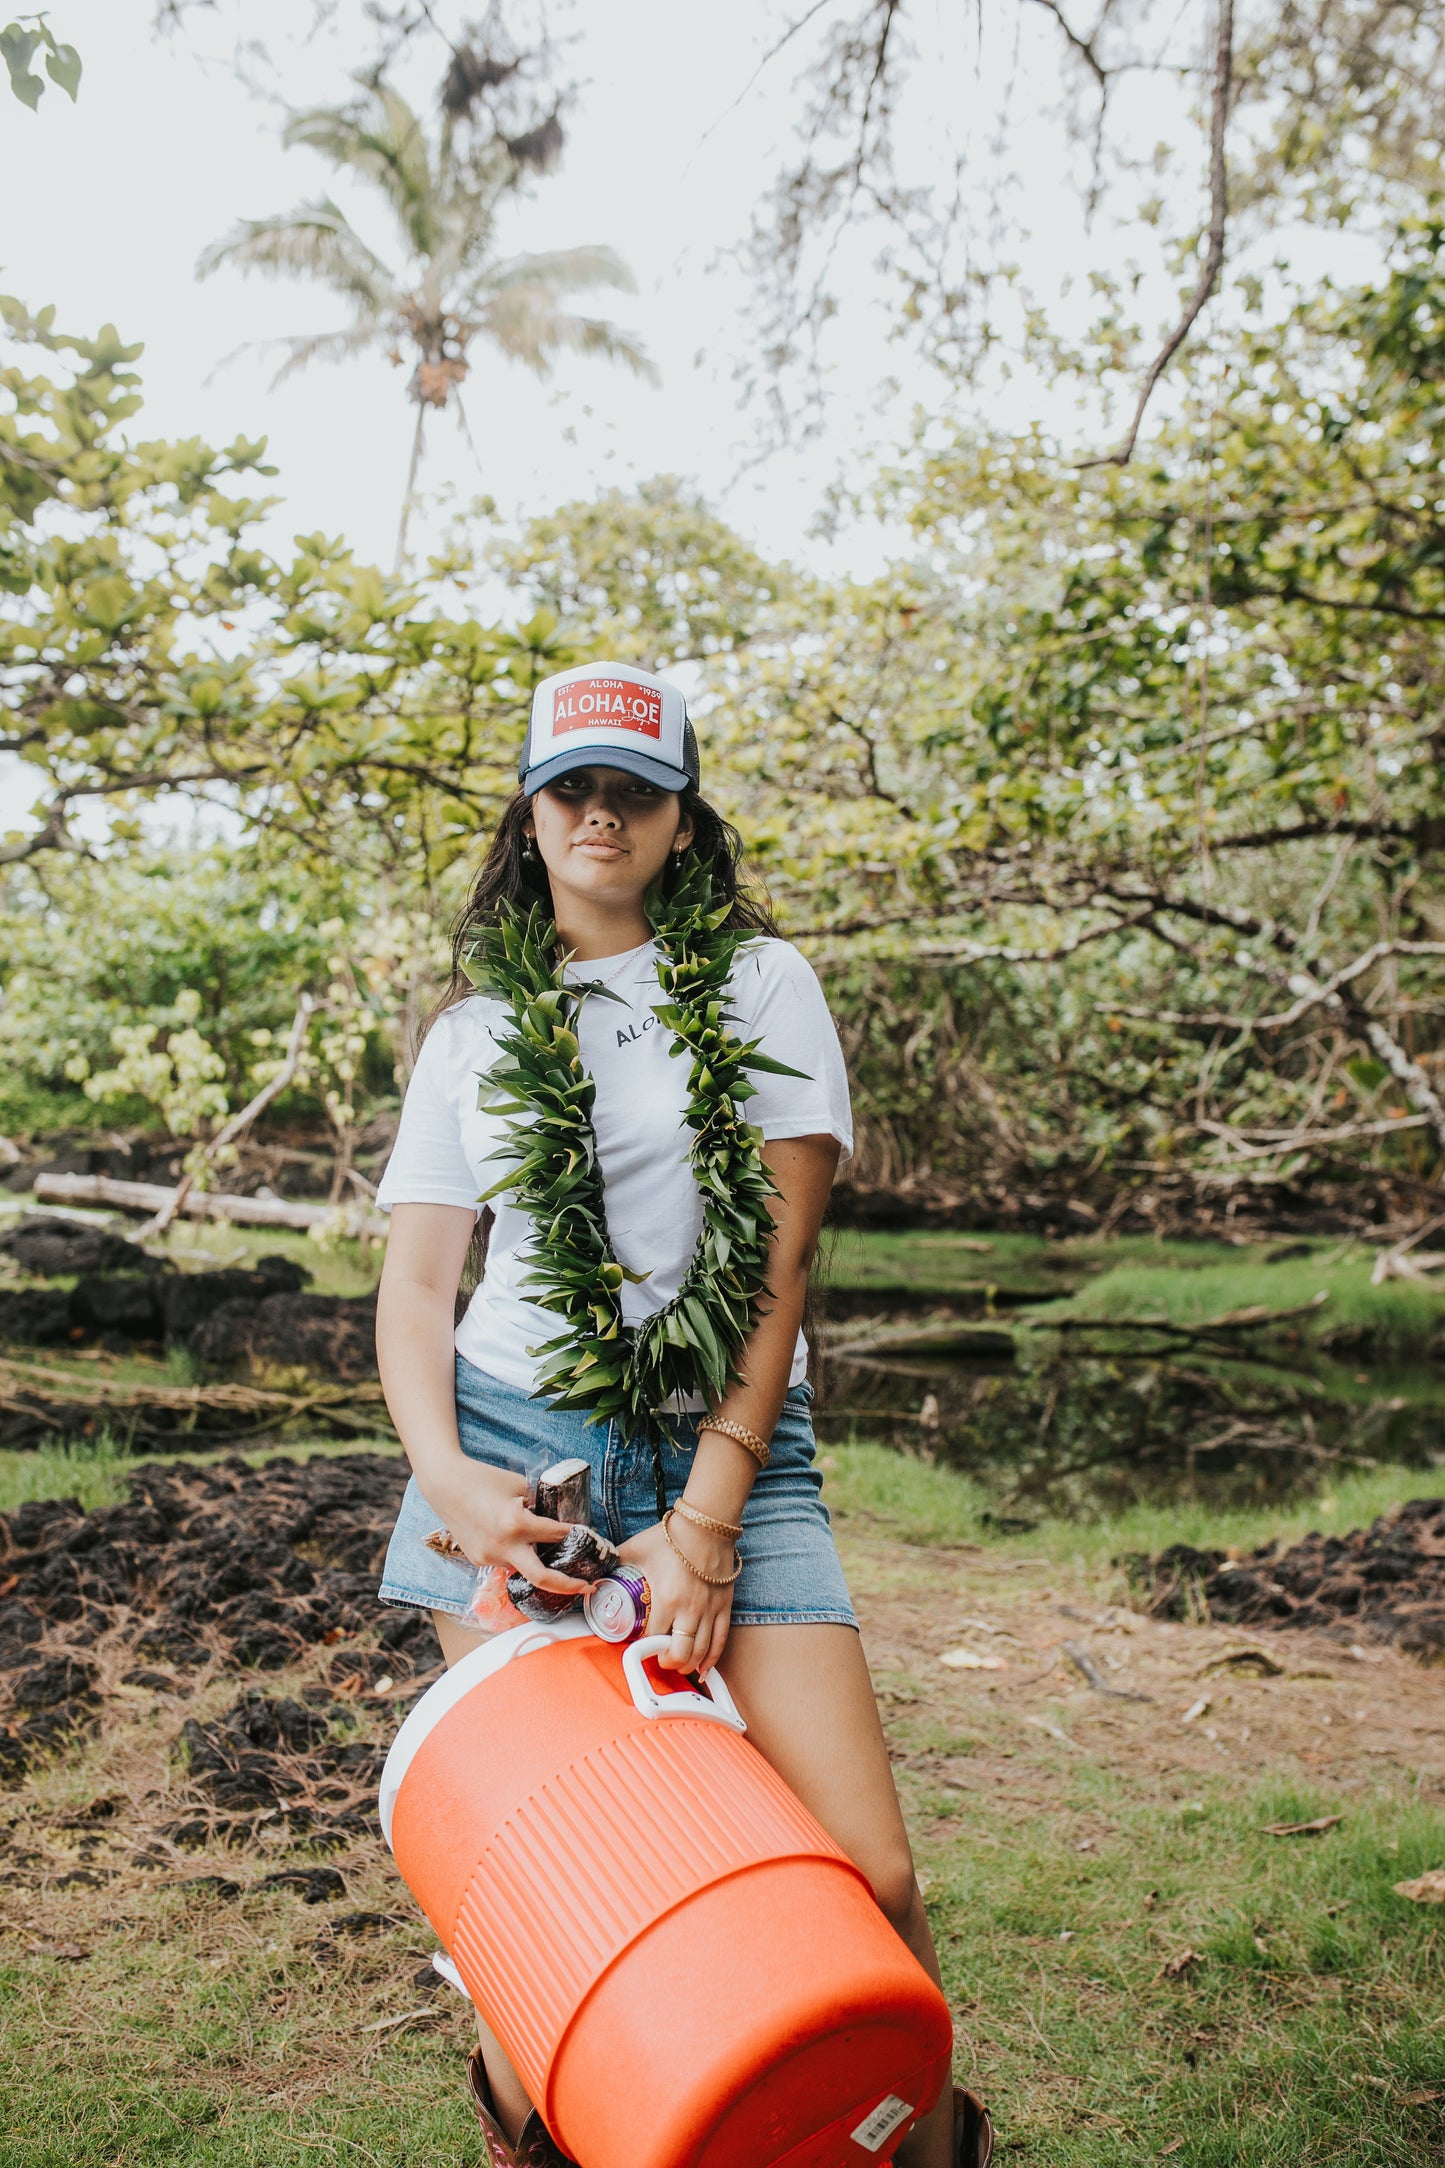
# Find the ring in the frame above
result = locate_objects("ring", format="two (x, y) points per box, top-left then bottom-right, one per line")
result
(670, 1621), (698, 1638)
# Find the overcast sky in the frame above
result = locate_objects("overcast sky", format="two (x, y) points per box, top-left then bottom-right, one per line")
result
(0, 0), (1225, 578)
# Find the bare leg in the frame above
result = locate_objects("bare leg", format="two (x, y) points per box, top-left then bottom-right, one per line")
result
(432, 1610), (536, 2145)
(722, 1623), (956, 2168)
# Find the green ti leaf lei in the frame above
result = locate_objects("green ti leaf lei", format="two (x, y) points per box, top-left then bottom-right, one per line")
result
(461, 857), (806, 1513)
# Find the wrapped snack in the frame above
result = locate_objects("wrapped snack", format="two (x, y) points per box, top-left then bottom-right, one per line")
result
(534, 1458), (591, 1529)
(465, 1564), (530, 1633)
(505, 1522), (620, 1622)
(424, 1528), (469, 1563)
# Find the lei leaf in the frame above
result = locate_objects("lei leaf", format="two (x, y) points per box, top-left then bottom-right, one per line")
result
(464, 856), (807, 1515)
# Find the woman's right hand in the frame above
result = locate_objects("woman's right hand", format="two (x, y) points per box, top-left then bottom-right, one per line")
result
(428, 1458), (591, 1596)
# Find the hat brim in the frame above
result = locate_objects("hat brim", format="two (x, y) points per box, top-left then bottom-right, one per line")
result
(521, 746), (692, 797)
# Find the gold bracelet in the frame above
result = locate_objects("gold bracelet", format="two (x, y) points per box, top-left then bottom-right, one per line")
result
(699, 1417), (771, 1470)
(661, 1509), (743, 1586)
(674, 1497), (744, 1540)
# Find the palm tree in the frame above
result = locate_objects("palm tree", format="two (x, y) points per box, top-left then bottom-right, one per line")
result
(199, 77), (656, 569)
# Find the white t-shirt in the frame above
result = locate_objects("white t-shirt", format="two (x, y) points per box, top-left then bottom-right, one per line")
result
(376, 936), (852, 1400)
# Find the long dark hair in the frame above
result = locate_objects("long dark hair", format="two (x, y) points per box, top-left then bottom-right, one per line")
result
(434, 786), (830, 1355)
(438, 784), (780, 1014)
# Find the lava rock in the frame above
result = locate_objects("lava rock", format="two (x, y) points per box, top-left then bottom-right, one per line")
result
(0, 1453), (407, 1690)
(175, 1874), (242, 1900)
(70, 1275), (163, 1338)
(0, 1216), (149, 1277)
(257, 1865), (346, 1904)
(157, 1257), (309, 1339)
(0, 1288), (77, 1343)
(11, 1656), (99, 1710)
(189, 1292), (378, 1382)
(1127, 1498), (1445, 1656)
(176, 1689), (383, 1828)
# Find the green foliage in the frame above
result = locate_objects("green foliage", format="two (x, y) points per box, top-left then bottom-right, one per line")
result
(0, 848), (336, 1101)
(504, 237), (1445, 1195)
(1, 15), (79, 111)
(497, 477), (788, 665)
(7, 223), (1445, 1200)
(0, 299), (598, 886)
(81, 988), (229, 1143)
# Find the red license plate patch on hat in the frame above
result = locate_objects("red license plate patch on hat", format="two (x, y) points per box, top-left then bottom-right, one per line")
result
(552, 678), (663, 739)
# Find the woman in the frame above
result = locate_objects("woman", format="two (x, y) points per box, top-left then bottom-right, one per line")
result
(374, 662), (992, 2168)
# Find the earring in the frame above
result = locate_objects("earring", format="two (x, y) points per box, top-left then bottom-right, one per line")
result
(522, 837), (537, 861)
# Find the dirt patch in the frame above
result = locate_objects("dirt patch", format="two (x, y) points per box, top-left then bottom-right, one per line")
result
(0, 1452), (428, 1776)
(837, 1524), (1445, 1820)
(1127, 1498), (1445, 1659)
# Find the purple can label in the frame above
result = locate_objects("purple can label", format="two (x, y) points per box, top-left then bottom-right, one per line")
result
(584, 1570), (651, 1645)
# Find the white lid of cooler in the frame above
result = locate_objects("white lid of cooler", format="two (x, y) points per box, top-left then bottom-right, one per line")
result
(378, 1614), (591, 1849)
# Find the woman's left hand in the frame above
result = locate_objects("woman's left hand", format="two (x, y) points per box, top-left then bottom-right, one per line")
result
(617, 1517), (738, 1679)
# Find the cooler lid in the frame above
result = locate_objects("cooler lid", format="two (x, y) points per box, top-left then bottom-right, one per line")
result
(378, 1614), (591, 1848)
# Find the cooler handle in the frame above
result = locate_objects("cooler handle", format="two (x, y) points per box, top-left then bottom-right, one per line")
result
(622, 1637), (747, 1732)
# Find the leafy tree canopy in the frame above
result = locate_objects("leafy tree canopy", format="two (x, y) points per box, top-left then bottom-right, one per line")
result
(0, 299), (591, 883)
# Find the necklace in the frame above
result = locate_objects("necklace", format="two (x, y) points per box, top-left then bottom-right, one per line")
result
(564, 940), (653, 1003)
(461, 858), (804, 1516)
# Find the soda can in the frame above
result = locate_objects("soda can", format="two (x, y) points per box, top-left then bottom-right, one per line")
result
(584, 1569), (651, 1645)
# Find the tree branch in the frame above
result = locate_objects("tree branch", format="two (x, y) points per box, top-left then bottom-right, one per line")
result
(1197, 1114), (1430, 1160)
(1024, 0), (1109, 88)
(1080, 0), (1233, 467)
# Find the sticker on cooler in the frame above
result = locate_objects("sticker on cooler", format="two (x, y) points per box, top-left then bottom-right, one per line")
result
(550, 677), (663, 739)
(851, 2095), (915, 2154)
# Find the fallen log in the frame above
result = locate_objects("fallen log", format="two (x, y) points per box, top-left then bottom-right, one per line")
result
(1041, 1290), (1329, 1340)
(831, 1321), (1017, 1361)
(32, 1172), (386, 1237)
(0, 1350), (393, 1448)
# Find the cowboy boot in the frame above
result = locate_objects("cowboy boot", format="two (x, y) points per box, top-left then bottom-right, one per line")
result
(953, 2085), (994, 2168)
(464, 2045), (579, 2168)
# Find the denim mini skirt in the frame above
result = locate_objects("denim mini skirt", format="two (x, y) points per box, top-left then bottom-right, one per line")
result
(379, 1354), (857, 1630)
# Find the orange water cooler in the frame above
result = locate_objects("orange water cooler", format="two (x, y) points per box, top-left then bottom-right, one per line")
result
(379, 1616), (952, 2168)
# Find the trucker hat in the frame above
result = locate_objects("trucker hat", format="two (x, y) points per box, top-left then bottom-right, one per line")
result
(519, 663), (700, 797)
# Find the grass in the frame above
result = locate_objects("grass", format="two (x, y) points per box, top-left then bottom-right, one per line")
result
(821, 1439), (1436, 1571)
(2, 1219), (1442, 2159)
(1025, 1247), (1445, 1356)
(5, 1443), (1445, 2164)
(0, 1429), (143, 1515)
(5, 1763), (1441, 2167)
(0, 1881), (481, 2166)
(822, 1230), (1263, 1299)
(821, 1230), (1445, 1363)
(155, 1216), (384, 1299)
(0, 1432), (401, 1517)
(914, 1767), (1445, 2164)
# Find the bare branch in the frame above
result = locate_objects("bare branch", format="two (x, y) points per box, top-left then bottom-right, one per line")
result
(0, 799), (82, 865)
(1197, 1114), (1430, 1160)
(1024, 0), (1109, 88)
(145, 994), (317, 1237)
(810, 905), (1157, 965)
(1081, 0), (1233, 467)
